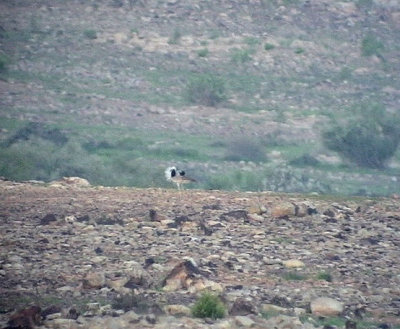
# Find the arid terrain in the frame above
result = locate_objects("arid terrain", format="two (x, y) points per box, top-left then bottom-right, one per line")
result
(1, 178), (399, 328)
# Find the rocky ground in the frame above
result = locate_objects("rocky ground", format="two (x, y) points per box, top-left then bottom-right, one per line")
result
(0, 178), (399, 328)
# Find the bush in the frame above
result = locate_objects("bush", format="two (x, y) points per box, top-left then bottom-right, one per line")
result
(168, 29), (181, 45)
(184, 74), (227, 107)
(323, 104), (400, 169)
(264, 43), (275, 51)
(230, 48), (253, 63)
(289, 154), (320, 167)
(191, 293), (225, 319)
(6, 122), (68, 146)
(0, 52), (10, 73)
(361, 34), (384, 57)
(83, 29), (97, 40)
(197, 48), (209, 57)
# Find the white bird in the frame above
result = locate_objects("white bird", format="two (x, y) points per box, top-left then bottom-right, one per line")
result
(165, 166), (196, 190)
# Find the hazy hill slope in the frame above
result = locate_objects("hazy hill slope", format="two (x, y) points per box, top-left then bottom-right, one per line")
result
(0, 0), (399, 195)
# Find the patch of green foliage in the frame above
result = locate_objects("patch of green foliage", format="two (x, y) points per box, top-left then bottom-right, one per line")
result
(168, 29), (182, 45)
(282, 271), (307, 281)
(316, 271), (333, 282)
(243, 36), (260, 46)
(361, 34), (384, 57)
(0, 52), (11, 73)
(323, 103), (400, 169)
(184, 73), (227, 107)
(230, 48), (253, 63)
(197, 48), (209, 57)
(264, 43), (275, 51)
(191, 293), (225, 319)
(294, 47), (305, 54)
(83, 29), (97, 40)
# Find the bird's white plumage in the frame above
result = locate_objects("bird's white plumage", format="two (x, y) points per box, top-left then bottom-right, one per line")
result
(165, 166), (176, 181)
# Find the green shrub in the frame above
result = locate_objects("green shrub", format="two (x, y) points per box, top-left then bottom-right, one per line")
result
(322, 104), (400, 169)
(264, 43), (275, 51)
(243, 36), (259, 46)
(230, 48), (253, 63)
(168, 29), (181, 45)
(0, 52), (10, 73)
(83, 29), (97, 40)
(361, 34), (384, 57)
(197, 48), (209, 57)
(316, 271), (333, 282)
(184, 74), (227, 107)
(289, 154), (320, 167)
(191, 293), (225, 319)
(6, 122), (68, 146)
(282, 271), (307, 281)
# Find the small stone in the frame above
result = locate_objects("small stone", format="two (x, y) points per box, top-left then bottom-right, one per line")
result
(310, 297), (344, 316)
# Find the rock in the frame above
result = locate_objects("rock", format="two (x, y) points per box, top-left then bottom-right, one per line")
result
(82, 271), (106, 289)
(164, 304), (191, 316)
(248, 213), (264, 222)
(60, 177), (90, 186)
(220, 210), (248, 221)
(310, 297), (344, 316)
(44, 318), (79, 329)
(271, 202), (296, 218)
(261, 303), (288, 314)
(283, 259), (305, 268)
(162, 259), (202, 292)
(230, 298), (257, 315)
(264, 315), (303, 329)
(234, 315), (255, 327)
(7, 306), (41, 329)
(40, 213), (57, 225)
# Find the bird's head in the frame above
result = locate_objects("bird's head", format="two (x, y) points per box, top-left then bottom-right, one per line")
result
(165, 166), (177, 180)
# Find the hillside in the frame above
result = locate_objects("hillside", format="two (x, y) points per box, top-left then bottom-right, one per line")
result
(0, 178), (399, 328)
(1, 0), (400, 196)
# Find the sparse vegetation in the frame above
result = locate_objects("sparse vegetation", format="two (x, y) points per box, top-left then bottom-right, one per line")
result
(0, 0), (399, 197)
(83, 29), (97, 40)
(264, 43), (275, 51)
(361, 34), (384, 57)
(0, 52), (10, 73)
(316, 271), (333, 282)
(184, 74), (227, 106)
(282, 271), (307, 281)
(224, 137), (267, 162)
(191, 293), (225, 319)
(197, 48), (209, 57)
(323, 104), (400, 169)
(230, 48), (253, 63)
(168, 28), (182, 45)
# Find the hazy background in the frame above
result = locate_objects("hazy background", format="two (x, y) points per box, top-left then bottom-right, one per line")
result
(0, 0), (399, 196)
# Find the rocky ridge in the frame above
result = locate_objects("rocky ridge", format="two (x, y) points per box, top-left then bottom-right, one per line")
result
(0, 178), (399, 328)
